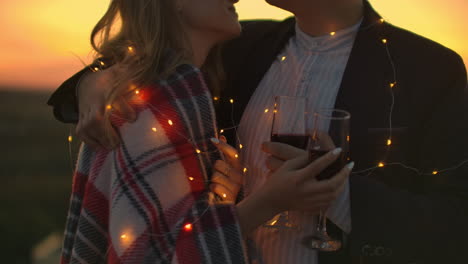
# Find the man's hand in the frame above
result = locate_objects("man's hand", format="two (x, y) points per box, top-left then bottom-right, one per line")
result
(75, 64), (137, 150)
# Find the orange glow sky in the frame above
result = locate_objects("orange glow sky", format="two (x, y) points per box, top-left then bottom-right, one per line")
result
(0, 0), (467, 90)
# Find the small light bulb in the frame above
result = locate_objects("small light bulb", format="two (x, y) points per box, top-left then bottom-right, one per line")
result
(220, 129), (224, 134)
(239, 144), (243, 149)
(213, 97), (219, 101)
(128, 46), (135, 53)
(380, 18), (385, 23)
(93, 67), (99, 72)
(264, 109), (269, 113)
(347, 136), (350, 142)
(222, 193), (227, 198)
(68, 136), (73, 142)
(121, 234), (127, 239)
(106, 105), (112, 110)
(184, 223), (193, 231)
(382, 38), (388, 44)
(243, 168), (248, 173)
(378, 162), (385, 168)
(230, 99), (234, 104)
(281, 56), (286, 61)
(135, 90), (140, 95)
(196, 149), (201, 154)
(235, 154), (239, 159)
(387, 139), (392, 146)
(432, 171), (439, 175)
(330, 31), (336, 36)
(99, 61), (105, 66)
(188, 177), (194, 181)
(152, 128), (157, 132)
(168, 120), (173, 126)
(390, 82), (396, 88)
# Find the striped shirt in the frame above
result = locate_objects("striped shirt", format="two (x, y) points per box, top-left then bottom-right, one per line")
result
(238, 20), (362, 264)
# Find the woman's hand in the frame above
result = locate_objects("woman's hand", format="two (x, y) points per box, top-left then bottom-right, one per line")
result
(261, 142), (353, 214)
(209, 136), (244, 203)
(236, 142), (354, 236)
(75, 63), (137, 150)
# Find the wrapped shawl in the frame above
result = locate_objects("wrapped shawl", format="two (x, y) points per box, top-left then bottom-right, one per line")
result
(61, 64), (247, 264)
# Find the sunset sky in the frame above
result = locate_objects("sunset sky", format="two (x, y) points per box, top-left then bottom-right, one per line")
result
(0, 0), (467, 90)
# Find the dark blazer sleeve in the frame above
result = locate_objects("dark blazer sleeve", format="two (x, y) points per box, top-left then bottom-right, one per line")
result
(349, 54), (468, 262)
(46, 67), (91, 124)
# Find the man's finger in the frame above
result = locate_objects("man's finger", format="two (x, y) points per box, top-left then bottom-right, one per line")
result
(262, 141), (305, 161)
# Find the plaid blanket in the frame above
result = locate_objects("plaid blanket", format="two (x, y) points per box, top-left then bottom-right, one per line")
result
(61, 64), (247, 264)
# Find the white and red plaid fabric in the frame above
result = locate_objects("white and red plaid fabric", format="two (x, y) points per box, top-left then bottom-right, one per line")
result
(61, 64), (247, 264)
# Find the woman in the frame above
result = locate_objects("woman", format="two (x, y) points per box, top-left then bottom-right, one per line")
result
(59, 0), (353, 263)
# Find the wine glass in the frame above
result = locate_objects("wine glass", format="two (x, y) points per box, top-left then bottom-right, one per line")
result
(302, 108), (350, 251)
(263, 96), (309, 229)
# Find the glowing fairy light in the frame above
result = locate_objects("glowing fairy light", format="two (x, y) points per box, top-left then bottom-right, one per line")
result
(432, 171), (439, 175)
(99, 61), (105, 66)
(382, 38), (388, 44)
(387, 139), (392, 146)
(93, 67), (99, 72)
(230, 99), (234, 104)
(168, 120), (173, 126)
(152, 128), (157, 132)
(378, 162), (385, 168)
(135, 90), (140, 95)
(188, 177), (194, 181)
(264, 109), (269, 113)
(390, 82), (396, 88)
(330, 32), (336, 36)
(184, 223), (193, 232)
(120, 234), (127, 239)
(222, 193), (227, 198)
(380, 18), (385, 23)
(243, 168), (248, 173)
(239, 144), (243, 149)
(213, 97), (219, 101)
(196, 149), (201, 154)
(281, 56), (286, 61)
(220, 129), (224, 134)
(127, 46), (135, 54)
(68, 136), (73, 142)
(235, 154), (239, 159)
(106, 105), (112, 110)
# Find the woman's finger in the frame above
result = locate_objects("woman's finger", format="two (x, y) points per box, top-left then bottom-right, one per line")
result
(211, 170), (242, 189)
(306, 161), (354, 195)
(262, 141), (305, 161)
(296, 148), (343, 182)
(213, 160), (243, 185)
(210, 183), (235, 202)
(211, 138), (241, 170)
(265, 156), (284, 172)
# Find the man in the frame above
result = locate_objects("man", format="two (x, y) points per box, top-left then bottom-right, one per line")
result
(48, 0), (468, 263)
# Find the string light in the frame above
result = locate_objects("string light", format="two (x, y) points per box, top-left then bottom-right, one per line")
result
(330, 31), (336, 36)
(230, 99), (234, 104)
(387, 139), (392, 146)
(220, 129), (224, 134)
(432, 171), (439, 175)
(152, 127), (157, 132)
(382, 38), (388, 44)
(127, 46), (135, 54)
(106, 105), (112, 110)
(264, 109), (269, 113)
(281, 56), (287, 61)
(222, 193), (227, 198)
(68, 136), (73, 142)
(196, 149), (201, 154)
(390, 82), (396, 88)
(239, 144), (243, 149)
(168, 120), (173, 126)
(188, 177), (194, 181)
(243, 168), (248, 173)
(120, 234), (127, 240)
(235, 154), (239, 159)
(93, 67), (99, 72)
(378, 162), (385, 168)
(213, 97), (219, 101)
(99, 61), (105, 66)
(135, 89), (140, 95)
(380, 18), (385, 23)
(184, 223), (193, 232)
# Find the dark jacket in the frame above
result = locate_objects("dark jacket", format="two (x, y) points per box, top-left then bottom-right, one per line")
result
(48, 2), (468, 263)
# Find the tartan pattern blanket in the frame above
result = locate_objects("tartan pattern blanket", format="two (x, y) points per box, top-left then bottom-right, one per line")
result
(61, 64), (247, 264)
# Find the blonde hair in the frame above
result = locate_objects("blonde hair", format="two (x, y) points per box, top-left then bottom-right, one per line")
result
(90, 0), (224, 142)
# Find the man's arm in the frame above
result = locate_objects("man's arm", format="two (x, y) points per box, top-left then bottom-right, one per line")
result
(349, 55), (468, 262)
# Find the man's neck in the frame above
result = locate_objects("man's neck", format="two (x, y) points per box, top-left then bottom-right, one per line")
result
(294, 1), (364, 37)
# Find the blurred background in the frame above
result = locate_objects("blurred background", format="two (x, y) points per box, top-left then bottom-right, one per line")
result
(0, 0), (467, 263)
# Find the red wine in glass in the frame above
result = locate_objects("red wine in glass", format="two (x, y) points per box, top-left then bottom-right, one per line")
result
(309, 149), (347, 181)
(271, 134), (309, 149)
